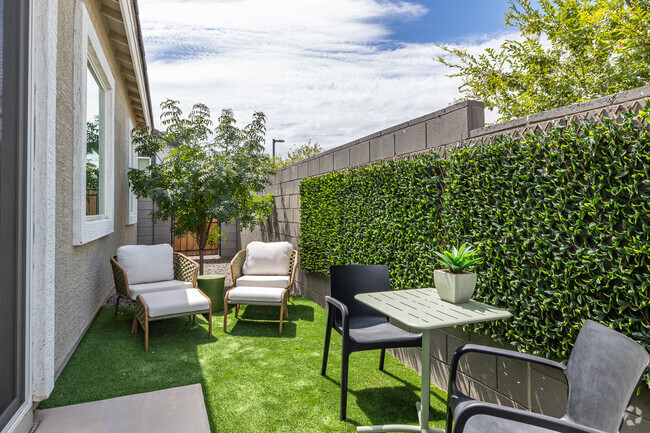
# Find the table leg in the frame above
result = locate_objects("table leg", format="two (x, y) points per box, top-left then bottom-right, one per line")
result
(356, 329), (443, 433)
(420, 329), (431, 433)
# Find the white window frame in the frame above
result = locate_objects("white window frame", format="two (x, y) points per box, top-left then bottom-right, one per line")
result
(72, 1), (115, 245)
(126, 117), (137, 225)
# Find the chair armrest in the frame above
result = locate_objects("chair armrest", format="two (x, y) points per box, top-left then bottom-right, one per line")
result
(325, 296), (350, 339)
(173, 253), (199, 286)
(110, 256), (130, 299)
(453, 402), (606, 433)
(230, 250), (246, 287)
(451, 344), (567, 376)
(448, 344), (566, 416)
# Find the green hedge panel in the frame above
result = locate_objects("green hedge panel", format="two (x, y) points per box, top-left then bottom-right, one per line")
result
(299, 105), (650, 385)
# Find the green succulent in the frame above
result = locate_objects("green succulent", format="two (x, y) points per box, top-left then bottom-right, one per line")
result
(433, 243), (480, 274)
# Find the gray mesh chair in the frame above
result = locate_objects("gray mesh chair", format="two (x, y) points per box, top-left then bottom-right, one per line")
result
(447, 320), (650, 433)
(321, 264), (422, 420)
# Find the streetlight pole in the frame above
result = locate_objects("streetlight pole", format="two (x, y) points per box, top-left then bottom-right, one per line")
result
(272, 138), (284, 159)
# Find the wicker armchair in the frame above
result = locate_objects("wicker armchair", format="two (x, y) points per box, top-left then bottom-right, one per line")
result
(110, 252), (198, 316)
(224, 248), (298, 334)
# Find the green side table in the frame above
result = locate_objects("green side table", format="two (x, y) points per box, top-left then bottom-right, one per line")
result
(197, 274), (226, 313)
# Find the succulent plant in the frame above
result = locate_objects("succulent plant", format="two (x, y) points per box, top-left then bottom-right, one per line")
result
(433, 243), (480, 274)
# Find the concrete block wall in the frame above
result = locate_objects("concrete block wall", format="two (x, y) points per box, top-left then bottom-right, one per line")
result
(136, 198), (172, 246)
(241, 87), (650, 430)
(220, 221), (240, 258)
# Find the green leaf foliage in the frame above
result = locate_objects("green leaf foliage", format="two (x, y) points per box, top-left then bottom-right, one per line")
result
(129, 99), (276, 271)
(434, 243), (481, 273)
(300, 103), (650, 385)
(275, 140), (323, 169)
(436, 0), (650, 121)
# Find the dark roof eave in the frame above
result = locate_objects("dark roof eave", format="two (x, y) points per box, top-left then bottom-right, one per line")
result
(132, 0), (154, 127)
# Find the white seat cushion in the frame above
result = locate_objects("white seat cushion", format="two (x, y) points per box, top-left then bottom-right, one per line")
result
(227, 286), (285, 304)
(242, 241), (293, 276)
(117, 244), (174, 284)
(236, 275), (290, 288)
(139, 288), (210, 318)
(129, 279), (194, 300)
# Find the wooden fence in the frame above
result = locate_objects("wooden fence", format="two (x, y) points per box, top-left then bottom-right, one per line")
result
(173, 219), (220, 255)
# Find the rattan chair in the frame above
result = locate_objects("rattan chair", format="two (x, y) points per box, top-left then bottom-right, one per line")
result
(110, 252), (199, 316)
(224, 248), (298, 334)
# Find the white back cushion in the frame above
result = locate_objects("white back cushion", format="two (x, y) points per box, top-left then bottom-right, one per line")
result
(242, 241), (293, 276)
(117, 244), (174, 284)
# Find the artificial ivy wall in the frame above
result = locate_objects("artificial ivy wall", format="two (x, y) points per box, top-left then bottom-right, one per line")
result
(299, 107), (650, 381)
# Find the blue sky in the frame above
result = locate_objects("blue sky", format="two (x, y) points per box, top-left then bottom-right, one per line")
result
(138, 0), (519, 155)
(382, 0), (512, 44)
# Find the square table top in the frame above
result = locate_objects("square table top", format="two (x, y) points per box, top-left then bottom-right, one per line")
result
(355, 288), (511, 330)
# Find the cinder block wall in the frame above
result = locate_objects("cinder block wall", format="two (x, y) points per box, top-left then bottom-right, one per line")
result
(136, 198), (172, 246)
(220, 221), (240, 258)
(241, 87), (650, 430)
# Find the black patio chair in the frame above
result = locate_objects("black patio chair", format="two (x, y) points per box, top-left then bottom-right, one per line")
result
(447, 319), (650, 433)
(321, 264), (422, 420)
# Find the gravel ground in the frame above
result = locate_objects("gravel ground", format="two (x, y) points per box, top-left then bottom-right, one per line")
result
(104, 254), (233, 307)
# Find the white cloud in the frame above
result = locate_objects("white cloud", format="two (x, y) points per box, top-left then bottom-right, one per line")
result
(138, 0), (509, 155)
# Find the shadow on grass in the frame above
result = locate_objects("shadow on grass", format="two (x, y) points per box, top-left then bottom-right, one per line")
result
(322, 361), (447, 427)
(238, 302), (315, 321)
(224, 302), (316, 337)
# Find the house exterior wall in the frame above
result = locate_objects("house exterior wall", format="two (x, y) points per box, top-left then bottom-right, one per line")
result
(241, 87), (650, 431)
(52, 0), (137, 375)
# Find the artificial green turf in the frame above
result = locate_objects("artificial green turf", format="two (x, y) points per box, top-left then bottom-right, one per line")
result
(39, 296), (447, 432)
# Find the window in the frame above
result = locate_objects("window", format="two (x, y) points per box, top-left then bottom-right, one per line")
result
(0, 0), (29, 429)
(72, 1), (115, 245)
(127, 118), (137, 225)
(138, 156), (151, 170)
(86, 65), (104, 216)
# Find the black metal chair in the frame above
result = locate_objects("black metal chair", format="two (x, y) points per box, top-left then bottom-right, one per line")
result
(321, 264), (422, 420)
(447, 320), (650, 433)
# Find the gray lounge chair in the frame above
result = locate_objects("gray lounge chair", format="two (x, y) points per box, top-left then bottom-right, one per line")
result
(447, 320), (650, 433)
(321, 264), (422, 420)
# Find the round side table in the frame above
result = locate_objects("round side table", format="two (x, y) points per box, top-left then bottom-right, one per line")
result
(197, 274), (226, 313)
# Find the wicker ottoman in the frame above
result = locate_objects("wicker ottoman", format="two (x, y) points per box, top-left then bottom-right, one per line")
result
(133, 288), (212, 351)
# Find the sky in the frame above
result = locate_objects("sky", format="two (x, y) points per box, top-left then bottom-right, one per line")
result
(137, 0), (518, 156)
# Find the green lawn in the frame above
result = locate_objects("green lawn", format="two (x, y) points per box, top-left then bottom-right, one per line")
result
(39, 296), (447, 432)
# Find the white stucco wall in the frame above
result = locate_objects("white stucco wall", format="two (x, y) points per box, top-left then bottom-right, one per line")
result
(52, 0), (137, 375)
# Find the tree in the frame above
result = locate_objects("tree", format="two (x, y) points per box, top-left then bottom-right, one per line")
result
(274, 140), (322, 168)
(436, 0), (650, 121)
(128, 99), (276, 273)
(86, 118), (100, 191)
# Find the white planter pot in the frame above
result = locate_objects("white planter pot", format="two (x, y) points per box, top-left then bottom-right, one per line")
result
(433, 269), (477, 304)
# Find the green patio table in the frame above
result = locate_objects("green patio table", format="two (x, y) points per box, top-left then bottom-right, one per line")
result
(355, 288), (511, 433)
(197, 274), (226, 313)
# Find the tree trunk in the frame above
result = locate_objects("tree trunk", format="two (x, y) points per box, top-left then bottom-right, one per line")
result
(197, 223), (206, 275)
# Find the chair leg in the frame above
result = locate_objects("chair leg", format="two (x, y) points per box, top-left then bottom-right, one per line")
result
(208, 308), (213, 339)
(114, 295), (120, 316)
(144, 318), (149, 352)
(321, 308), (333, 376)
(223, 292), (230, 332)
(235, 304), (240, 318)
(445, 402), (454, 433)
(131, 315), (136, 334)
(279, 304), (285, 334)
(340, 349), (350, 421)
(379, 348), (386, 371)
